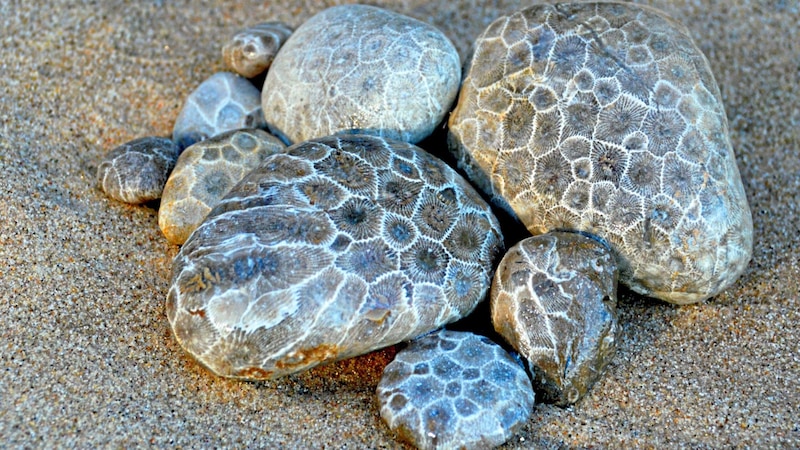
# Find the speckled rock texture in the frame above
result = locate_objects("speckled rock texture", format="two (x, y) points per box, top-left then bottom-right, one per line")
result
(96, 136), (179, 204)
(172, 72), (266, 150)
(492, 231), (619, 406)
(377, 329), (535, 450)
(448, 2), (753, 304)
(3, 1), (799, 448)
(166, 135), (503, 380)
(158, 128), (285, 245)
(223, 21), (293, 78)
(262, 4), (461, 145)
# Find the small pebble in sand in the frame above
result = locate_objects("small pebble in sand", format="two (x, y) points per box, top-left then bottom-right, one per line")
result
(172, 72), (266, 150)
(97, 136), (180, 204)
(166, 135), (504, 380)
(492, 231), (619, 406)
(223, 22), (293, 79)
(158, 128), (285, 245)
(377, 329), (534, 450)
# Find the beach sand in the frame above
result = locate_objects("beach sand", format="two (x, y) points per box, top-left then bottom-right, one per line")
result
(1, 0), (798, 447)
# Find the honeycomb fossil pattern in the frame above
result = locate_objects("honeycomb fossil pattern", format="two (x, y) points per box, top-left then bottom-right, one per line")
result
(223, 22), (293, 79)
(262, 4), (461, 145)
(172, 72), (267, 150)
(377, 329), (534, 450)
(166, 135), (504, 380)
(448, 2), (753, 303)
(159, 129), (286, 245)
(97, 136), (179, 204)
(491, 231), (619, 406)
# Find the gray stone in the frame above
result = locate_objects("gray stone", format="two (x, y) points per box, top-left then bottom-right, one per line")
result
(172, 72), (266, 150)
(262, 4), (461, 145)
(97, 136), (179, 204)
(166, 135), (504, 380)
(222, 22), (293, 79)
(448, 2), (753, 304)
(377, 329), (534, 450)
(158, 128), (285, 245)
(492, 231), (619, 406)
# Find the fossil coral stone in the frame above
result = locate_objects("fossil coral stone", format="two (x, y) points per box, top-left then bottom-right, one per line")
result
(159, 129), (286, 245)
(448, 2), (753, 304)
(491, 231), (619, 406)
(223, 21), (293, 78)
(377, 329), (534, 450)
(97, 136), (180, 204)
(261, 4), (461, 145)
(166, 135), (504, 380)
(172, 72), (267, 150)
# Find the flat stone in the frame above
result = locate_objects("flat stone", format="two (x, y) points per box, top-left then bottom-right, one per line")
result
(166, 135), (504, 380)
(172, 72), (266, 150)
(262, 4), (461, 145)
(158, 128), (285, 245)
(223, 22), (293, 78)
(97, 136), (180, 204)
(377, 329), (534, 450)
(492, 231), (619, 406)
(448, 2), (753, 304)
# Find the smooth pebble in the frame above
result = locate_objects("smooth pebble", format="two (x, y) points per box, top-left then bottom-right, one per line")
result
(97, 136), (180, 204)
(166, 135), (503, 380)
(377, 329), (534, 450)
(173, 72), (266, 150)
(159, 128), (285, 245)
(262, 4), (461, 145)
(223, 21), (293, 78)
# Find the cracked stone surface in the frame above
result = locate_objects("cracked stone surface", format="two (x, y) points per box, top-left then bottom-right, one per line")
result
(492, 231), (619, 406)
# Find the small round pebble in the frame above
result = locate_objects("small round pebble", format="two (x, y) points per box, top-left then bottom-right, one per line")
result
(172, 72), (267, 150)
(492, 231), (619, 406)
(262, 4), (461, 144)
(223, 22), (293, 78)
(96, 136), (180, 204)
(158, 128), (285, 245)
(377, 329), (534, 450)
(166, 135), (504, 380)
(447, 2), (753, 303)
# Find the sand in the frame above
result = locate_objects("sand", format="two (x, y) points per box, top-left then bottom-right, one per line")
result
(1, 0), (798, 448)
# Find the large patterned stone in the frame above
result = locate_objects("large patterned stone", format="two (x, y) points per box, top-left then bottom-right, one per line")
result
(166, 135), (504, 380)
(159, 129), (286, 245)
(377, 329), (534, 450)
(448, 2), (753, 304)
(492, 231), (619, 406)
(261, 4), (461, 145)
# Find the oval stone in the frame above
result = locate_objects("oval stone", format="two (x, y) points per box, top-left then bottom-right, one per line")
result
(166, 135), (504, 380)
(159, 128), (286, 245)
(261, 4), (461, 145)
(173, 72), (267, 150)
(223, 22), (293, 78)
(97, 136), (179, 204)
(377, 329), (534, 450)
(491, 231), (619, 406)
(448, 2), (753, 304)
